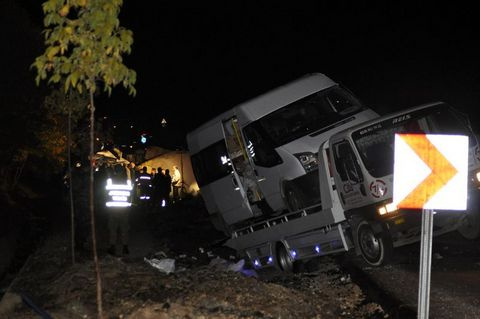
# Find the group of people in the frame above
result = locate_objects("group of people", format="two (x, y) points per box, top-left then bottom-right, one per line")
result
(134, 164), (182, 209)
(89, 161), (183, 257)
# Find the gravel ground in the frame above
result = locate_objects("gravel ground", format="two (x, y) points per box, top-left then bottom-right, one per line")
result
(0, 198), (388, 318)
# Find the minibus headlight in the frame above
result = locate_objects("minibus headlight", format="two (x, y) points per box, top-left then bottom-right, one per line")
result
(294, 152), (318, 172)
(377, 202), (398, 216)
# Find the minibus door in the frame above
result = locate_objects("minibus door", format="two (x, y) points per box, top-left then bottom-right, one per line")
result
(221, 117), (265, 218)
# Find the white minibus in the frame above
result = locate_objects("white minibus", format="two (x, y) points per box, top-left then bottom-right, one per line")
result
(187, 73), (379, 234)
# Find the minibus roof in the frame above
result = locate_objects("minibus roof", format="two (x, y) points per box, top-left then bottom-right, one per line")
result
(187, 73), (337, 152)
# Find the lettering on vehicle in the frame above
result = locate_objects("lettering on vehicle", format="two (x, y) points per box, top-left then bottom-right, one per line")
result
(359, 124), (382, 135)
(392, 114), (411, 124)
(369, 179), (387, 198)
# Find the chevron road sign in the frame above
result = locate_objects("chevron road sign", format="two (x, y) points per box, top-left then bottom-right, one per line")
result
(393, 133), (468, 319)
(393, 134), (468, 210)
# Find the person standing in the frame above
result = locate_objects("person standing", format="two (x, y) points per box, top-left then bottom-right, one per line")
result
(137, 166), (152, 208)
(171, 165), (181, 202)
(107, 164), (131, 256)
(152, 167), (164, 209)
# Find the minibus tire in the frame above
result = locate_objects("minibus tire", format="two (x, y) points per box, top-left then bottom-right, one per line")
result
(356, 220), (392, 267)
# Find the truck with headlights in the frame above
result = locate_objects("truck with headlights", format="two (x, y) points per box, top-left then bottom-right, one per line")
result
(225, 101), (480, 269)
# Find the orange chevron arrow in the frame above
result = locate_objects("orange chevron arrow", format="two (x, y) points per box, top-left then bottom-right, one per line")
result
(397, 134), (458, 209)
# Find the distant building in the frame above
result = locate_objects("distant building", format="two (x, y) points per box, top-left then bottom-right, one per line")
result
(140, 149), (199, 195)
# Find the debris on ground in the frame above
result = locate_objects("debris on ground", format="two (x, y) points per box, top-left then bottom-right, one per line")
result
(144, 257), (175, 274)
(0, 200), (388, 318)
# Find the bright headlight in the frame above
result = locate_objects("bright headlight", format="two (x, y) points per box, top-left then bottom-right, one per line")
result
(294, 152), (318, 172)
(476, 171), (480, 183)
(377, 202), (398, 216)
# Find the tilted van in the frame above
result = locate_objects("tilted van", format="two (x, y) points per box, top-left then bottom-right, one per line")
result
(187, 73), (379, 234)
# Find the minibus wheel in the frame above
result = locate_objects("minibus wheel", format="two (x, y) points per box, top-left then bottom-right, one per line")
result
(356, 220), (392, 266)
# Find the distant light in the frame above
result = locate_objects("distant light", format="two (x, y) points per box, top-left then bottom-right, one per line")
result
(161, 118), (167, 127)
(267, 256), (273, 264)
(75, 162), (81, 167)
(254, 259), (261, 267)
(130, 145), (133, 148)
(130, 125), (134, 128)
(103, 116), (107, 119)
(141, 136), (147, 144)
(96, 137), (100, 141)
(113, 125), (116, 129)
(315, 246), (321, 254)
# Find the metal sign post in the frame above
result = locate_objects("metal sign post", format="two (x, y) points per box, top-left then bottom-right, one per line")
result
(417, 208), (434, 319)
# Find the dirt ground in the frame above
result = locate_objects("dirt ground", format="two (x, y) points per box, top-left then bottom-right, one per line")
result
(0, 197), (388, 318)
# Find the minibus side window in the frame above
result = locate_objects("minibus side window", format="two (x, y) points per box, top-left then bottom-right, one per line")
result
(243, 123), (283, 167)
(191, 140), (232, 187)
(333, 141), (363, 184)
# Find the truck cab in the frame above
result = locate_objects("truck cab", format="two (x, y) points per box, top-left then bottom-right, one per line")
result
(329, 102), (480, 265)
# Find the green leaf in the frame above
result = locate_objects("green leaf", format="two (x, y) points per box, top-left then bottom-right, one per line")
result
(47, 46), (60, 60)
(48, 73), (61, 84)
(71, 71), (79, 87)
(64, 74), (71, 92)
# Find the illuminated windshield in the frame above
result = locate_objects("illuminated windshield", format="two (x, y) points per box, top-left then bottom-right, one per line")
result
(353, 104), (476, 178)
(257, 86), (363, 147)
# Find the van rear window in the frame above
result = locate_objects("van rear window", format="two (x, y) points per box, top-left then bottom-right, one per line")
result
(191, 140), (232, 187)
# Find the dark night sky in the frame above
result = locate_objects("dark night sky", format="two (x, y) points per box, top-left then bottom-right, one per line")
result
(5, 2), (480, 149)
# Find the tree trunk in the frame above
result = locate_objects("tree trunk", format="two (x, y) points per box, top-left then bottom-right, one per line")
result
(89, 90), (103, 318)
(68, 102), (75, 265)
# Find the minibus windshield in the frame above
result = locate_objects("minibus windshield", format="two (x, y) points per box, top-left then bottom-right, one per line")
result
(257, 86), (363, 147)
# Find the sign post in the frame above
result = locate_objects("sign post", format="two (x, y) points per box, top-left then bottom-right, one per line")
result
(417, 208), (433, 319)
(393, 133), (468, 319)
